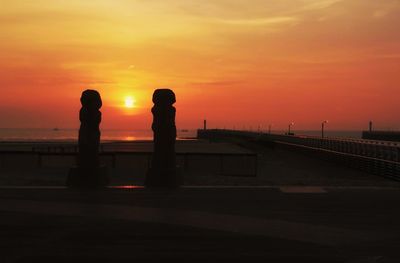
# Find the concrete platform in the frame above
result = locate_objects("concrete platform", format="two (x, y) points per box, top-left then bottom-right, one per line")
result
(1, 140), (400, 187)
(1, 186), (400, 262)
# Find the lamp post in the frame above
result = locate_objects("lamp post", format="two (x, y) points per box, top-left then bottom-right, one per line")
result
(321, 120), (328, 138)
(288, 122), (294, 135)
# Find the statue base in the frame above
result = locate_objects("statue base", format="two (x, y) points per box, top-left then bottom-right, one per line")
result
(67, 165), (109, 188)
(145, 166), (183, 188)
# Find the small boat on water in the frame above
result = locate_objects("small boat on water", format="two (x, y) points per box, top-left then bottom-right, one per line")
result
(53, 128), (60, 131)
(180, 129), (189, 132)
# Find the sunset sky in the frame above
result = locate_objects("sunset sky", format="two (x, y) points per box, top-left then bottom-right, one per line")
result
(1, 0), (399, 131)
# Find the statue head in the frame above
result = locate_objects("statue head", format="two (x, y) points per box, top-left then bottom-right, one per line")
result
(81, 89), (102, 109)
(152, 89), (176, 106)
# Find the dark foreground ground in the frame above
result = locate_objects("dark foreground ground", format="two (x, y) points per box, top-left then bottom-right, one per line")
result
(1, 140), (400, 262)
(1, 186), (400, 262)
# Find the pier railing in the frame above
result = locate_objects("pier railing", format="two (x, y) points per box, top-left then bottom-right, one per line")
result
(0, 148), (257, 177)
(197, 129), (400, 180)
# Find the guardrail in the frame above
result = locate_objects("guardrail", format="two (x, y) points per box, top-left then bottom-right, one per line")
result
(278, 141), (400, 181)
(198, 129), (400, 181)
(0, 150), (257, 177)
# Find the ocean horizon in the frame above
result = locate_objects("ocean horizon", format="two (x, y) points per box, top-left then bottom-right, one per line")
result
(0, 128), (364, 142)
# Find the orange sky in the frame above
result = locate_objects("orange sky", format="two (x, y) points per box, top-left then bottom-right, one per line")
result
(0, 0), (399, 131)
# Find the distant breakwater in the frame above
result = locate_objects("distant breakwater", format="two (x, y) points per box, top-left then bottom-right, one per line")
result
(362, 131), (400, 142)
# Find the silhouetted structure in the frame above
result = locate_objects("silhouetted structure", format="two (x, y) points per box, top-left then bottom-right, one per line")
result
(145, 89), (181, 187)
(67, 89), (108, 188)
(362, 131), (400, 142)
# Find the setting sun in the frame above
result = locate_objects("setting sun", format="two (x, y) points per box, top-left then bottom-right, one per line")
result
(0, 1), (399, 130)
(124, 96), (136, 108)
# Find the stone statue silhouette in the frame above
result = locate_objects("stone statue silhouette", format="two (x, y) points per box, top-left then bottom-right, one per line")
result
(67, 89), (108, 188)
(78, 89), (102, 169)
(145, 89), (181, 187)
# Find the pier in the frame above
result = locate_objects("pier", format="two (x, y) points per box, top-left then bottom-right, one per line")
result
(198, 129), (400, 181)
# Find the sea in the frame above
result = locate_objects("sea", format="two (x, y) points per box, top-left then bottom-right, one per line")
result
(0, 128), (363, 142)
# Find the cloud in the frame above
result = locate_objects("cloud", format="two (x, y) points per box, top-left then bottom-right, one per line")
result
(189, 80), (243, 88)
(215, 16), (298, 26)
(300, 0), (342, 11)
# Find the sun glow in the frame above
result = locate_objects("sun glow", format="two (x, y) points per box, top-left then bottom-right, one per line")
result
(124, 96), (136, 108)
